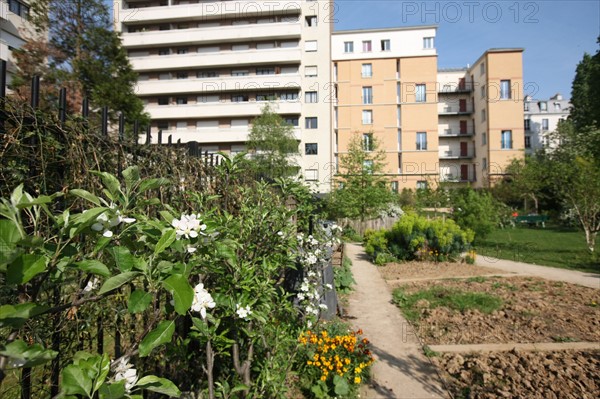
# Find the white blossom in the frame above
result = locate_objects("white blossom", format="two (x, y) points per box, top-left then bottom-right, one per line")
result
(91, 206), (135, 238)
(192, 283), (215, 319)
(235, 304), (252, 320)
(325, 283), (333, 290)
(277, 231), (284, 237)
(83, 277), (100, 292)
(172, 214), (207, 240)
(319, 304), (328, 311)
(112, 357), (138, 393)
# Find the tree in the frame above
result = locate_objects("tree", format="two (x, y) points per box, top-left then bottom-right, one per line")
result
(569, 38), (600, 131)
(9, 0), (148, 127)
(246, 104), (299, 179)
(450, 188), (501, 241)
(327, 133), (393, 220)
(502, 156), (551, 213)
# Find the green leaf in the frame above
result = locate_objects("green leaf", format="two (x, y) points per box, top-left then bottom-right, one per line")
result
(230, 384), (250, 394)
(98, 381), (126, 399)
(128, 290), (152, 314)
(0, 219), (22, 244)
(0, 340), (58, 368)
(70, 189), (102, 206)
(162, 275), (193, 315)
(62, 364), (92, 397)
(98, 272), (139, 295)
(154, 229), (176, 256)
(6, 254), (48, 285)
(0, 303), (49, 328)
(93, 353), (111, 394)
(10, 184), (24, 206)
(70, 207), (107, 238)
(76, 260), (110, 277)
(122, 166), (141, 190)
(333, 374), (350, 396)
(139, 178), (169, 193)
(93, 171), (122, 199)
(15, 195), (53, 208)
(215, 240), (237, 265)
(109, 246), (135, 272)
(139, 320), (175, 357)
(159, 210), (175, 224)
(136, 375), (181, 397)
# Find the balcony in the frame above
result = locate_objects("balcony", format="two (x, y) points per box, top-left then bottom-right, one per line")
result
(146, 127), (301, 145)
(136, 74), (302, 96)
(438, 129), (474, 137)
(439, 149), (475, 160)
(145, 100), (302, 119)
(118, 1), (302, 24)
(438, 105), (473, 115)
(130, 48), (302, 71)
(438, 83), (473, 94)
(440, 174), (475, 183)
(122, 22), (301, 48)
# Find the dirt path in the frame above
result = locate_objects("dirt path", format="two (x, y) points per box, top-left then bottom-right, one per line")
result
(344, 243), (449, 399)
(475, 255), (600, 289)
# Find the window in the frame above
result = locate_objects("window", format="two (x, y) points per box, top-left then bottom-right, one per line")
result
(554, 102), (562, 111)
(416, 181), (428, 190)
(158, 97), (169, 105)
(280, 92), (299, 101)
(8, 0), (30, 18)
(362, 110), (373, 125)
(524, 119), (531, 130)
(198, 71), (218, 78)
(305, 16), (317, 27)
(415, 84), (426, 102)
(159, 24), (170, 31)
(305, 117), (318, 129)
(285, 117), (299, 126)
(362, 87), (373, 104)
(361, 63), (373, 78)
(423, 37), (434, 49)
(177, 48), (188, 55)
(482, 132), (487, 145)
(391, 181), (399, 193)
(176, 121), (187, 130)
(305, 91), (318, 103)
(232, 44), (250, 51)
(256, 93), (276, 101)
(362, 133), (373, 151)
(305, 169), (318, 182)
(500, 80), (511, 99)
(231, 70), (249, 76)
(157, 121), (169, 131)
(501, 130), (512, 149)
(231, 94), (248, 102)
(539, 101), (547, 111)
(305, 66), (318, 77)
(381, 39), (391, 51)
(542, 119), (549, 130)
(481, 85), (486, 99)
(362, 40), (372, 52)
(481, 109), (486, 122)
(176, 97), (188, 105)
(305, 40), (318, 52)
(256, 67), (275, 75)
(525, 136), (531, 148)
(482, 157), (488, 170)
(363, 160), (374, 173)
(344, 41), (354, 53)
(524, 102), (530, 111)
(305, 143), (318, 155)
(158, 48), (170, 55)
(416, 132), (427, 150)
(177, 72), (188, 79)
(480, 62), (485, 76)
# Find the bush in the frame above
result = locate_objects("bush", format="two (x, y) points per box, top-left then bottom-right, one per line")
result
(364, 213), (474, 262)
(334, 255), (356, 294)
(450, 189), (501, 240)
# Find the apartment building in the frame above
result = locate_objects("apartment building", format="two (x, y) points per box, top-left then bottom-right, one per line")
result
(332, 26), (439, 191)
(333, 25), (525, 189)
(114, 0), (333, 193)
(524, 93), (570, 154)
(1, 0), (33, 86)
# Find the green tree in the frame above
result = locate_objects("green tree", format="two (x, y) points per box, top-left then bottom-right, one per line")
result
(10, 0), (148, 127)
(328, 133), (393, 220)
(247, 104), (300, 179)
(502, 156), (551, 213)
(569, 38), (600, 131)
(450, 188), (500, 241)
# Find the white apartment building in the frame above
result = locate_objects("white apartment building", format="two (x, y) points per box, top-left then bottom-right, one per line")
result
(1, 0), (33, 85)
(114, 0), (333, 193)
(524, 93), (570, 154)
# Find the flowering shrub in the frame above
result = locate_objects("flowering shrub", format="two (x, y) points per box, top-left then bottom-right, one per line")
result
(297, 324), (374, 398)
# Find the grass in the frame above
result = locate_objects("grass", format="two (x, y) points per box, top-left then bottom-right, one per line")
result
(392, 286), (503, 323)
(476, 225), (599, 274)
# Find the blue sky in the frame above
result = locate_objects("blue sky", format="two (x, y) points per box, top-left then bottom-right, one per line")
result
(334, 0), (599, 100)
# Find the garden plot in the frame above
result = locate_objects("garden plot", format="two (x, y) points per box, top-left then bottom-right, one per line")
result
(379, 261), (508, 283)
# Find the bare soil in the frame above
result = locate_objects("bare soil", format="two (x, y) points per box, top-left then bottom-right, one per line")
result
(379, 261), (507, 282)
(433, 349), (600, 399)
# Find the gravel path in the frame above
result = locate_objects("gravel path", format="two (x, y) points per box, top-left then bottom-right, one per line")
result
(475, 255), (600, 289)
(344, 243), (449, 399)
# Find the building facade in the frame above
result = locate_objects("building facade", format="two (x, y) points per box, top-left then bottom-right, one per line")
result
(333, 26), (525, 189)
(1, 0), (34, 86)
(524, 93), (570, 154)
(114, 0), (333, 193)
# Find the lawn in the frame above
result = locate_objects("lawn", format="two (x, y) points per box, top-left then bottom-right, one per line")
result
(476, 225), (599, 273)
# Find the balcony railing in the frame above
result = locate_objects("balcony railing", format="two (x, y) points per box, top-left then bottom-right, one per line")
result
(439, 105), (473, 115)
(438, 83), (473, 93)
(439, 129), (475, 137)
(441, 174), (475, 183)
(439, 150), (475, 159)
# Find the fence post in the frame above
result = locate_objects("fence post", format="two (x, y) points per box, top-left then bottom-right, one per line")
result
(145, 125), (151, 144)
(97, 316), (104, 354)
(0, 60), (6, 134)
(20, 368), (31, 399)
(82, 97), (89, 119)
(118, 113), (125, 175)
(157, 129), (162, 144)
(31, 76), (40, 109)
(58, 87), (67, 124)
(101, 106), (108, 136)
(167, 135), (172, 145)
(50, 286), (61, 396)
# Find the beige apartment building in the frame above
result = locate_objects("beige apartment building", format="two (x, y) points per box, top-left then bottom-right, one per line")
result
(114, 0), (333, 193)
(1, 0), (34, 85)
(332, 26), (525, 189)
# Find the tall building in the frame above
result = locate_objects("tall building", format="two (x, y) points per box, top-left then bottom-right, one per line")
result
(1, 0), (34, 86)
(114, 0), (333, 193)
(333, 25), (525, 189)
(524, 93), (570, 154)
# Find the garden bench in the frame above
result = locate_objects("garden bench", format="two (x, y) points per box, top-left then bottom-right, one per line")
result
(513, 215), (549, 228)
